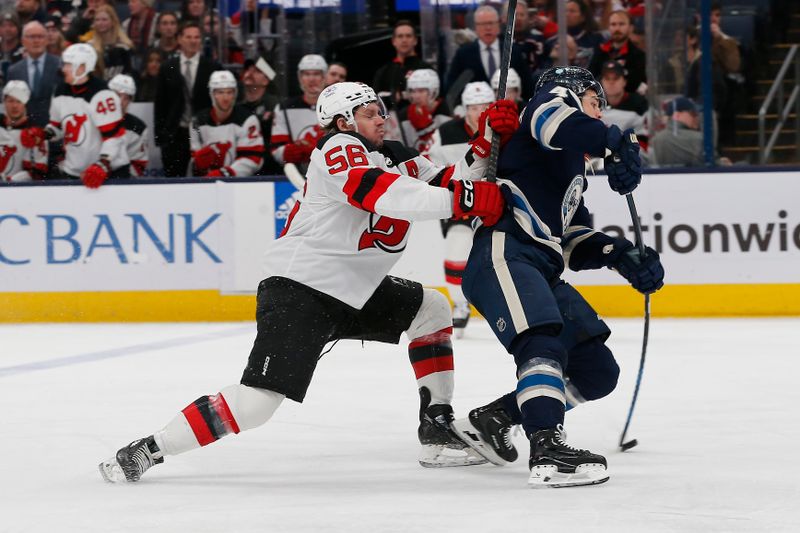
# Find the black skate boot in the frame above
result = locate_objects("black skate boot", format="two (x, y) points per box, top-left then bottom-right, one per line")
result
(451, 398), (518, 466)
(99, 436), (164, 483)
(452, 302), (471, 339)
(417, 388), (487, 468)
(527, 425), (608, 488)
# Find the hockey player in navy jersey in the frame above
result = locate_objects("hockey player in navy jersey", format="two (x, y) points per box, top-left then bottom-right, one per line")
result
(21, 43), (128, 187)
(190, 70), (263, 177)
(98, 82), (518, 483)
(451, 66), (664, 488)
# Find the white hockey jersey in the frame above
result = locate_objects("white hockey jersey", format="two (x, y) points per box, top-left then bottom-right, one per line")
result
(261, 130), (489, 310)
(0, 115), (48, 181)
(47, 77), (128, 177)
(190, 105), (263, 177)
(269, 95), (319, 164)
(122, 113), (149, 177)
(426, 117), (473, 166)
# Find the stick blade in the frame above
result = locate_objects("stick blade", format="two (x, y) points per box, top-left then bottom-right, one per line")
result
(620, 439), (638, 452)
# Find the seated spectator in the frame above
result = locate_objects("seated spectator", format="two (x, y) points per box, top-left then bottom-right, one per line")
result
(400, 68), (452, 153)
(15, 0), (46, 27)
(122, 0), (158, 71)
(1, 13), (24, 83)
(6, 21), (61, 126)
(588, 9), (646, 94)
(152, 12), (179, 59)
(89, 4), (134, 80)
(190, 70), (263, 178)
(64, 0), (112, 44)
(44, 14), (67, 56)
(599, 60), (648, 135)
(372, 20), (433, 109)
(109, 74), (149, 176)
(648, 96), (716, 168)
(181, 0), (207, 24)
(240, 57), (280, 174)
(324, 61), (347, 86)
(507, 0), (547, 78)
(202, 10), (244, 64)
(590, 0), (621, 29)
(0, 81), (48, 181)
(530, 0), (558, 39)
(135, 49), (161, 102)
(563, 0), (605, 67)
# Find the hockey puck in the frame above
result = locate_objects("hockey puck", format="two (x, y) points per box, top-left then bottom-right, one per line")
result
(620, 439), (638, 451)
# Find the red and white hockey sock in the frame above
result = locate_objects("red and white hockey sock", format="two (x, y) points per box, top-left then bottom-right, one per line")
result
(444, 224), (472, 309)
(153, 384), (284, 456)
(408, 327), (455, 406)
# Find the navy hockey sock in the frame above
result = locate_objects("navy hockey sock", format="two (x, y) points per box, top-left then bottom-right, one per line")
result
(516, 357), (566, 436)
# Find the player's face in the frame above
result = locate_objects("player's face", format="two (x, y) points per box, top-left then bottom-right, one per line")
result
(409, 88), (432, 107)
(213, 88), (236, 113)
(325, 65), (347, 86)
(581, 89), (603, 119)
(392, 25), (417, 56)
(3, 95), (26, 121)
(299, 70), (325, 98)
(116, 92), (132, 113)
(243, 67), (269, 89)
(465, 102), (490, 130)
(608, 14), (631, 43)
(62, 62), (86, 85)
(352, 102), (386, 147)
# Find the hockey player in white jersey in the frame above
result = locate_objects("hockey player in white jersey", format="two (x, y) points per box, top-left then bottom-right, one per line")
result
(427, 82), (516, 337)
(21, 43), (128, 188)
(491, 68), (524, 109)
(108, 74), (149, 177)
(1, 81), (48, 182)
(190, 70), (263, 177)
(98, 81), (519, 483)
(399, 69), (452, 153)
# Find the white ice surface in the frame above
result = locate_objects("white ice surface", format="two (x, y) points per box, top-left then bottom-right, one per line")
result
(2, 318), (800, 532)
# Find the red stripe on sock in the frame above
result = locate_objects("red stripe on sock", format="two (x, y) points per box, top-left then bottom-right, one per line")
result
(409, 327), (453, 350)
(212, 394), (241, 435)
(182, 403), (215, 446)
(412, 355), (454, 379)
(445, 274), (463, 285)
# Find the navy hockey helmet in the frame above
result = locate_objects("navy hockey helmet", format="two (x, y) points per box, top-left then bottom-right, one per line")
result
(534, 66), (606, 108)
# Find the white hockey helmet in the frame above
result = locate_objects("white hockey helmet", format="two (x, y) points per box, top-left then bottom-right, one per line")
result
(316, 81), (387, 129)
(62, 43), (97, 84)
(109, 74), (137, 97)
(490, 68), (521, 91)
(461, 81), (495, 106)
(406, 69), (440, 101)
(208, 70), (238, 99)
(2, 80), (31, 105)
(298, 54), (328, 73)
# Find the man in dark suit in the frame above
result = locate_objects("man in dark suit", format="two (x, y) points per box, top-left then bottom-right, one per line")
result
(155, 21), (221, 177)
(6, 21), (60, 126)
(445, 5), (533, 102)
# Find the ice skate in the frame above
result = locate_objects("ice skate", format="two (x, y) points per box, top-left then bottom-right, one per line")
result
(451, 398), (518, 466)
(452, 301), (471, 339)
(527, 425), (608, 488)
(99, 436), (163, 483)
(418, 403), (487, 468)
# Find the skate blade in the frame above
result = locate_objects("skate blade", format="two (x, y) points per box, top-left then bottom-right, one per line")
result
(450, 418), (509, 466)
(527, 464), (609, 488)
(98, 459), (128, 483)
(453, 327), (466, 339)
(418, 444), (488, 468)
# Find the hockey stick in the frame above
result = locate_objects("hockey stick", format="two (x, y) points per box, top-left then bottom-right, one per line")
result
(484, 0), (517, 183)
(618, 192), (650, 452)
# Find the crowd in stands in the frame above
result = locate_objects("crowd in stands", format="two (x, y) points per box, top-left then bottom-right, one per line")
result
(0, 0), (750, 183)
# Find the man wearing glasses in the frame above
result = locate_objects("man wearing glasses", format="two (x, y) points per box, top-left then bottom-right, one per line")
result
(6, 20), (60, 126)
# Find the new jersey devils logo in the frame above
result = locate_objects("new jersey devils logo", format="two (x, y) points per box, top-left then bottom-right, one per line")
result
(0, 144), (17, 176)
(358, 214), (411, 253)
(63, 113), (89, 146)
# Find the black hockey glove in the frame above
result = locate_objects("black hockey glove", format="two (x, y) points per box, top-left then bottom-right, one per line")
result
(605, 240), (665, 294)
(604, 125), (641, 195)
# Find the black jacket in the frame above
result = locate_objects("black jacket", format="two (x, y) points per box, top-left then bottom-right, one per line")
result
(445, 39), (533, 100)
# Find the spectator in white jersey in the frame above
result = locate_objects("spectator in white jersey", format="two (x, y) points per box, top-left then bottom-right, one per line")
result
(190, 70), (263, 178)
(0, 81), (48, 181)
(427, 81), (516, 338)
(108, 74), (149, 177)
(269, 54), (327, 170)
(399, 68), (452, 153)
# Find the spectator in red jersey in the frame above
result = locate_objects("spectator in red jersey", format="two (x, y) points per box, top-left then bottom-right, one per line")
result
(588, 9), (646, 94)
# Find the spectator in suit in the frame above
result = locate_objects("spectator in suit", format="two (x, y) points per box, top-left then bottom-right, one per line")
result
(154, 21), (221, 177)
(588, 9), (646, 94)
(6, 21), (60, 126)
(445, 5), (533, 100)
(372, 20), (433, 110)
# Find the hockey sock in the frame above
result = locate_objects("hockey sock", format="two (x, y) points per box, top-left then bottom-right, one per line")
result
(408, 327), (455, 405)
(564, 339), (620, 407)
(516, 357), (566, 436)
(444, 224), (472, 307)
(154, 384), (284, 456)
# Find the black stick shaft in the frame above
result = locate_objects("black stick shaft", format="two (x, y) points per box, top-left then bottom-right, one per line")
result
(485, 0), (517, 183)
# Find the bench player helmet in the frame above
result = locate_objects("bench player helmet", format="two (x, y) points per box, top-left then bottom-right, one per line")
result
(298, 54), (328, 73)
(316, 82), (388, 129)
(109, 74), (137, 97)
(491, 68), (521, 91)
(3, 80), (31, 104)
(62, 43), (97, 85)
(208, 70), (237, 97)
(461, 81), (494, 106)
(535, 66), (607, 108)
(406, 69), (440, 101)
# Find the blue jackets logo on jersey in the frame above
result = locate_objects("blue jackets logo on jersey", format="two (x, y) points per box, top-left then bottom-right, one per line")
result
(561, 175), (584, 231)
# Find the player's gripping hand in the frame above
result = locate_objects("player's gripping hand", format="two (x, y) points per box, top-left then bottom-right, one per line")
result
(193, 143), (229, 172)
(81, 158), (111, 189)
(605, 125), (641, 195)
(607, 241), (664, 294)
(282, 141), (314, 164)
(471, 100), (519, 158)
(20, 127), (52, 148)
(449, 179), (505, 227)
(408, 104), (434, 131)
